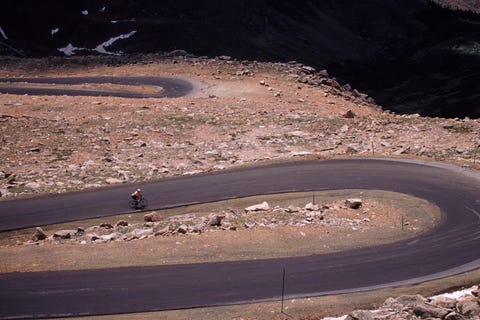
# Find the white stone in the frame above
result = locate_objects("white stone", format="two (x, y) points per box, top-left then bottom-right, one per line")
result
(245, 201), (270, 212)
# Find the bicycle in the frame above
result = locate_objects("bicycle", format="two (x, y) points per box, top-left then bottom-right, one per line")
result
(128, 197), (148, 210)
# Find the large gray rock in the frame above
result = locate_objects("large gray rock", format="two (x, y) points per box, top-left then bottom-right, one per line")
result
(430, 296), (457, 309)
(304, 202), (319, 211)
(413, 303), (451, 318)
(132, 228), (154, 238)
(445, 311), (466, 320)
(347, 310), (374, 320)
(177, 224), (189, 234)
(53, 230), (77, 239)
(144, 212), (160, 222)
(383, 294), (427, 310)
(286, 205), (301, 213)
(32, 227), (47, 241)
(192, 222), (208, 233)
(105, 177), (124, 184)
(457, 296), (480, 316)
(207, 213), (225, 227)
(245, 201), (270, 212)
(115, 220), (129, 228)
(345, 198), (363, 209)
(155, 226), (170, 236)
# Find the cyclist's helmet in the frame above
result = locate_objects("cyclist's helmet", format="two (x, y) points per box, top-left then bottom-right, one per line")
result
(137, 188), (141, 192)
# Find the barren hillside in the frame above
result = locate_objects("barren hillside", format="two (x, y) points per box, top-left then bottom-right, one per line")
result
(1, 0), (480, 118)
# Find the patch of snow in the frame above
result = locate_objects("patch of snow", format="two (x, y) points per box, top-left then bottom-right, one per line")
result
(430, 287), (475, 300)
(94, 30), (137, 55)
(0, 26), (8, 40)
(81, 10), (89, 16)
(58, 30), (137, 56)
(58, 43), (84, 56)
(51, 28), (59, 37)
(111, 18), (136, 24)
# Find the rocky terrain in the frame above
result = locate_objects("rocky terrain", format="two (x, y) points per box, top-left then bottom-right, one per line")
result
(1, 0), (480, 118)
(1, 2), (480, 319)
(344, 286), (480, 320)
(1, 55), (479, 200)
(0, 55), (479, 319)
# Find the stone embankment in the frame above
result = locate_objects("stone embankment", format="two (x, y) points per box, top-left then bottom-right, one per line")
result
(27, 198), (366, 245)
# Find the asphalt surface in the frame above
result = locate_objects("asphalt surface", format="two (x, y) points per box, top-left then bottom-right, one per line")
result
(1, 158), (480, 319)
(0, 76), (194, 98)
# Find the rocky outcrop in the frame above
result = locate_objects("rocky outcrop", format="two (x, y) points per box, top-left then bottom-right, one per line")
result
(345, 288), (480, 320)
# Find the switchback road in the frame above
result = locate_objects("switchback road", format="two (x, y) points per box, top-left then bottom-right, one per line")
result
(1, 158), (480, 319)
(0, 76), (195, 98)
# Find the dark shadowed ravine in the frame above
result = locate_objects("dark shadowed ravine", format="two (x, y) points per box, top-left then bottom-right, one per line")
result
(0, 159), (480, 319)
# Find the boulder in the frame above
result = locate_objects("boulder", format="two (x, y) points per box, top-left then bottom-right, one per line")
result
(245, 201), (270, 212)
(457, 296), (480, 316)
(26, 182), (41, 190)
(383, 295), (427, 309)
(101, 232), (124, 242)
(304, 202), (319, 211)
(32, 227), (47, 241)
(87, 233), (100, 241)
(115, 220), (129, 227)
(155, 226), (170, 236)
(445, 311), (466, 320)
(207, 213), (225, 227)
(144, 212), (160, 222)
(76, 227), (85, 236)
(413, 303), (451, 319)
(472, 286), (479, 297)
(344, 110), (356, 119)
(144, 222), (154, 228)
(244, 222), (256, 229)
(192, 222), (208, 233)
(430, 296), (457, 309)
(105, 178), (124, 184)
(345, 198), (363, 209)
(53, 230), (77, 240)
(168, 49), (187, 57)
(347, 310), (374, 320)
(132, 228), (154, 238)
(286, 205), (301, 213)
(318, 69), (329, 77)
(177, 224), (189, 234)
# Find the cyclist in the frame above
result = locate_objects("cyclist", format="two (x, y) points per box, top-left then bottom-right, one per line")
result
(131, 188), (142, 206)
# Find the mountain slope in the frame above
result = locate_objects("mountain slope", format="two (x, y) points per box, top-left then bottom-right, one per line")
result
(0, 0), (479, 118)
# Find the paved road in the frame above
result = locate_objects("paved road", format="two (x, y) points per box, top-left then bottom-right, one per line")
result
(0, 76), (194, 98)
(1, 158), (480, 319)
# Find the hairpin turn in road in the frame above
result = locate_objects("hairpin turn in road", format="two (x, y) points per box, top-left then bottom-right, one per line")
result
(1, 158), (480, 319)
